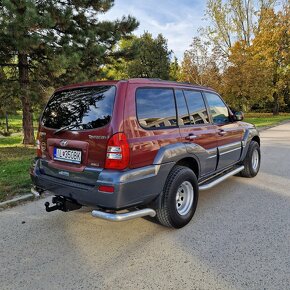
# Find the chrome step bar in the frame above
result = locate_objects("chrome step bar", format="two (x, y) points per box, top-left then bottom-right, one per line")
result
(91, 208), (156, 222)
(199, 166), (244, 191)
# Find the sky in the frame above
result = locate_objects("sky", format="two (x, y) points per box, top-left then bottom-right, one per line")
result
(100, 0), (208, 61)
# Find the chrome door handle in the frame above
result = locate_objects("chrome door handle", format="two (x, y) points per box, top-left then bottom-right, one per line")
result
(185, 134), (198, 140)
(218, 130), (227, 136)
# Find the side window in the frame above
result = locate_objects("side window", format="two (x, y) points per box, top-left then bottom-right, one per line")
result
(183, 90), (209, 124)
(175, 90), (191, 125)
(205, 92), (229, 124)
(136, 88), (177, 128)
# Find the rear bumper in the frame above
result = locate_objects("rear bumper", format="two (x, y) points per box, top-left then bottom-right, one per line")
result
(31, 158), (173, 210)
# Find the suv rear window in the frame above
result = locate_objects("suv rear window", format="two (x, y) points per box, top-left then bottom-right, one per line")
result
(41, 86), (116, 130)
(136, 88), (177, 128)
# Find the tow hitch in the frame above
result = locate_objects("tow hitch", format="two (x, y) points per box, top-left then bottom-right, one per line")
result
(45, 196), (82, 212)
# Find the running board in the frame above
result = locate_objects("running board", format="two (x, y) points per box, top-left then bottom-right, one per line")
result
(91, 208), (156, 222)
(199, 166), (244, 191)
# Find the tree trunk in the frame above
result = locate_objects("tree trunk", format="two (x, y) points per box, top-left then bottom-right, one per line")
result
(273, 91), (279, 116)
(5, 112), (9, 133)
(18, 53), (35, 145)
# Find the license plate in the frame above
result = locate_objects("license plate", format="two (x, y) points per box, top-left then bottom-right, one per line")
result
(53, 148), (82, 164)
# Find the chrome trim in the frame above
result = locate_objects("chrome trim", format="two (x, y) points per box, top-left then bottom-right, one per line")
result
(220, 147), (241, 156)
(31, 187), (40, 197)
(208, 154), (217, 159)
(199, 166), (244, 191)
(91, 208), (156, 222)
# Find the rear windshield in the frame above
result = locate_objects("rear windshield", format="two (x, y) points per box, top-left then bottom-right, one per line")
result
(41, 86), (116, 130)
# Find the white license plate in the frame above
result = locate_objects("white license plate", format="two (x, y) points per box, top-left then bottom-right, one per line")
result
(53, 148), (82, 164)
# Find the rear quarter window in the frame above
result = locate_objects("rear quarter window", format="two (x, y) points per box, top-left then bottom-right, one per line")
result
(136, 88), (177, 129)
(41, 86), (116, 130)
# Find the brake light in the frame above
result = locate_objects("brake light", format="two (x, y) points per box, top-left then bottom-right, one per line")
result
(105, 133), (130, 170)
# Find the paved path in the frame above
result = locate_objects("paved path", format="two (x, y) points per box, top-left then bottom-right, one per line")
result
(1, 123), (290, 290)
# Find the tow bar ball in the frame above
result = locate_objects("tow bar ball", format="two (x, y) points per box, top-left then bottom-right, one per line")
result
(45, 196), (82, 212)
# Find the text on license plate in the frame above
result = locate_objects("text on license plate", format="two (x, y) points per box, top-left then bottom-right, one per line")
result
(53, 148), (82, 164)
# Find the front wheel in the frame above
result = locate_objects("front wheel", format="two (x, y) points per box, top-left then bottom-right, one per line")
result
(240, 140), (261, 178)
(155, 166), (199, 228)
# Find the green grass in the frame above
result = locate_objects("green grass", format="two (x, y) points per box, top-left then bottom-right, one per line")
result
(244, 113), (290, 127)
(0, 112), (39, 134)
(0, 134), (35, 202)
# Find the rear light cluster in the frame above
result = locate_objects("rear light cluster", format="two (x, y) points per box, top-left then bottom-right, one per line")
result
(105, 132), (130, 170)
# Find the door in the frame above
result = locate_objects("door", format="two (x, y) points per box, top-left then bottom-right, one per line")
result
(176, 89), (218, 176)
(204, 92), (244, 170)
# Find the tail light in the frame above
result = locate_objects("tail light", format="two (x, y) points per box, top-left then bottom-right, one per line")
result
(105, 132), (130, 170)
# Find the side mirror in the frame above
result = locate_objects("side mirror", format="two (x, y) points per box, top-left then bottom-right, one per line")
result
(234, 111), (244, 121)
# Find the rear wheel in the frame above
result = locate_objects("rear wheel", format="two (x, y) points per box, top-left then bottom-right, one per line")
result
(240, 140), (261, 178)
(155, 166), (198, 228)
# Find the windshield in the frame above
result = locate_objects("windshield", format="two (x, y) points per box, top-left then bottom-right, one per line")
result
(41, 86), (116, 130)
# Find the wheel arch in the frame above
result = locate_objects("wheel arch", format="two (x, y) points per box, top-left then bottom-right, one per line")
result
(175, 157), (200, 179)
(252, 135), (260, 146)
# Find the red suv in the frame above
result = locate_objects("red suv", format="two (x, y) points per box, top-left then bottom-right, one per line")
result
(31, 79), (261, 228)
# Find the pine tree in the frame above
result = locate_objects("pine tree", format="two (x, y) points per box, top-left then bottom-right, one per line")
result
(0, 0), (138, 144)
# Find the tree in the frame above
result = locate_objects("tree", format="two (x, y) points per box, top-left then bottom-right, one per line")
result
(179, 37), (221, 90)
(202, 0), (276, 61)
(169, 56), (180, 81)
(251, 6), (290, 114)
(0, 0), (138, 144)
(126, 32), (171, 79)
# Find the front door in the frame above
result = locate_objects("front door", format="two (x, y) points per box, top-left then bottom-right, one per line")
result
(204, 92), (243, 170)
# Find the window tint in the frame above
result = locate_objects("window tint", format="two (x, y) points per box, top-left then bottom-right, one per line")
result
(175, 90), (191, 125)
(42, 86), (116, 130)
(183, 90), (209, 124)
(205, 92), (229, 124)
(136, 88), (177, 128)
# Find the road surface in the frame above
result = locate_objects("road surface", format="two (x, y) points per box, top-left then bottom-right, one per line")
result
(1, 123), (290, 290)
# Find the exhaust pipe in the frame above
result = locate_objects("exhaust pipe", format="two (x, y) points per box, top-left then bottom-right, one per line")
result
(91, 208), (156, 222)
(31, 186), (42, 197)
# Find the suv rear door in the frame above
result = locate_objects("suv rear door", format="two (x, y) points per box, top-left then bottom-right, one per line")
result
(176, 89), (218, 176)
(204, 92), (243, 170)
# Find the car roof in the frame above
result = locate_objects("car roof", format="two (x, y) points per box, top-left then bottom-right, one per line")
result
(55, 78), (215, 92)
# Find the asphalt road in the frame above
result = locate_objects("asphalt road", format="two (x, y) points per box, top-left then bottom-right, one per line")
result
(1, 123), (290, 290)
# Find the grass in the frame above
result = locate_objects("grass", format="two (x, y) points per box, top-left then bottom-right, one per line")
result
(0, 112), (38, 134)
(244, 113), (290, 127)
(0, 133), (35, 202)
(0, 112), (289, 202)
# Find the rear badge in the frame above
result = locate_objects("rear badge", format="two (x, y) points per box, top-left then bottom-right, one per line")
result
(60, 140), (68, 147)
(59, 171), (69, 177)
(89, 135), (108, 140)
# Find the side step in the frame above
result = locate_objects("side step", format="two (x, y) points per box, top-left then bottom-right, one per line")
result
(199, 166), (244, 191)
(91, 208), (156, 222)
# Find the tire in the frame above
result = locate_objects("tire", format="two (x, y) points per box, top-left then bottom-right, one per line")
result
(155, 165), (199, 228)
(240, 140), (261, 178)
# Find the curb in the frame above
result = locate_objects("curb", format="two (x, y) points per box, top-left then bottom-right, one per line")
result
(257, 120), (290, 132)
(0, 193), (35, 209)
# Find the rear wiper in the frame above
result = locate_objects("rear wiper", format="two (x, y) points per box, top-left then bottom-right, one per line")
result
(53, 123), (85, 135)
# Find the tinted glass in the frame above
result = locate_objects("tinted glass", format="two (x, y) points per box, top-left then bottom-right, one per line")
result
(183, 90), (209, 124)
(175, 90), (191, 125)
(42, 86), (116, 130)
(205, 92), (229, 124)
(136, 88), (177, 128)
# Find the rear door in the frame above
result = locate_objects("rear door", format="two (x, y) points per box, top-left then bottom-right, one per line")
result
(204, 92), (243, 170)
(176, 89), (218, 176)
(38, 84), (118, 183)
(124, 85), (181, 169)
